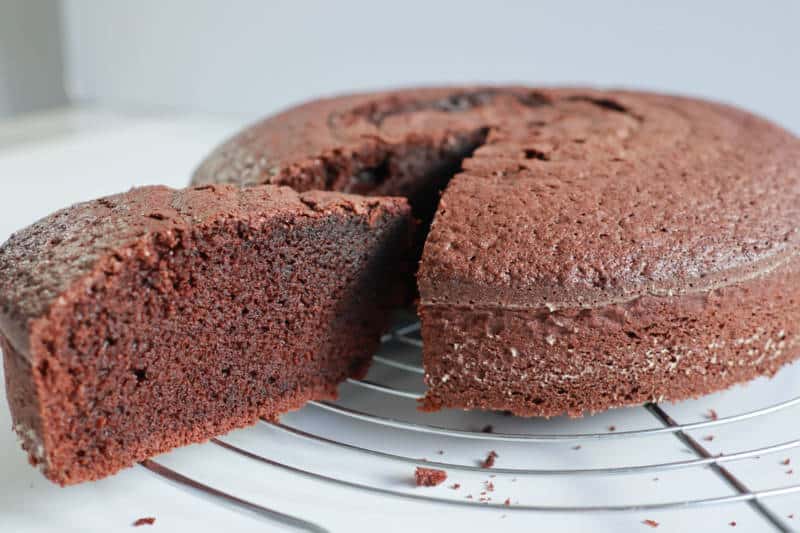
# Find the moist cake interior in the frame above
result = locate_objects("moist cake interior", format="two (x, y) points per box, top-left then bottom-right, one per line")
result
(2, 187), (411, 484)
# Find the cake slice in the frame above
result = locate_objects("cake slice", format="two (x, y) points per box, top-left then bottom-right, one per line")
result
(0, 183), (412, 484)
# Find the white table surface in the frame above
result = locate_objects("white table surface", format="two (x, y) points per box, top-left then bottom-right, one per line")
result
(0, 107), (798, 532)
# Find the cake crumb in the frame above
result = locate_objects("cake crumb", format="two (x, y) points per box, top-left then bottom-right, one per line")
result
(481, 450), (499, 468)
(414, 467), (447, 486)
(481, 424), (494, 433)
(642, 519), (659, 528)
(788, 514), (795, 519)
(572, 445), (582, 450)
(485, 481), (495, 492)
(450, 483), (461, 490)
(608, 425), (616, 432)
(786, 469), (794, 475)
(504, 498), (511, 506)
(706, 408), (718, 420)
(436, 450), (445, 455)
(704, 435), (715, 441)
(729, 521), (736, 527)
(782, 458), (791, 465)
(133, 517), (156, 527)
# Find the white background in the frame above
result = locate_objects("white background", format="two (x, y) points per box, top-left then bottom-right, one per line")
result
(59, 1), (800, 133)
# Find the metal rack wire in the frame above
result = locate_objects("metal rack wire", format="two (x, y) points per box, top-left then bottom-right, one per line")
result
(141, 316), (800, 532)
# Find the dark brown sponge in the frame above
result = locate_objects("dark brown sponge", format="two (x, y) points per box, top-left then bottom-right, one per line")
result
(194, 86), (800, 417)
(1, 184), (412, 484)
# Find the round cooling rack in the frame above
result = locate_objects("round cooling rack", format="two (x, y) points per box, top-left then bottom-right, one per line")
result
(140, 312), (800, 532)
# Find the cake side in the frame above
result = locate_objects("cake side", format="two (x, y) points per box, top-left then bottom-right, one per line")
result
(420, 258), (800, 416)
(416, 90), (800, 416)
(0, 184), (412, 484)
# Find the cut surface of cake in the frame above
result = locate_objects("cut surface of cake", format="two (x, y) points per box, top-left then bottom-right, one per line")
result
(0, 184), (411, 484)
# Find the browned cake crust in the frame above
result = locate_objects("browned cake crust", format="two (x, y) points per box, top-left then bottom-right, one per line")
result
(0, 184), (412, 484)
(194, 86), (800, 417)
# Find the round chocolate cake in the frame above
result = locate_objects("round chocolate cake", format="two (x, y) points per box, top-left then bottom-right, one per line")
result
(194, 87), (800, 416)
(3, 86), (799, 485)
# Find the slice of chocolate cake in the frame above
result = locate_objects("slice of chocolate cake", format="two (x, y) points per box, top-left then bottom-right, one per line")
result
(0, 184), (412, 484)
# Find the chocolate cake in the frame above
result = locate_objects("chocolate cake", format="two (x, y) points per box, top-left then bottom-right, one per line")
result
(0, 184), (411, 484)
(194, 87), (800, 417)
(4, 86), (800, 485)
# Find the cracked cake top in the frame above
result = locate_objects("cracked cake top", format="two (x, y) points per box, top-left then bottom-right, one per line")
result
(192, 87), (800, 309)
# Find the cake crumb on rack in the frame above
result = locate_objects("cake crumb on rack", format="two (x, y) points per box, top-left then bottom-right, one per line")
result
(704, 435), (715, 441)
(133, 517), (156, 527)
(481, 424), (494, 433)
(415, 467), (447, 486)
(481, 450), (499, 468)
(782, 458), (791, 465)
(642, 519), (659, 528)
(450, 483), (461, 490)
(706, 408), (718, 420)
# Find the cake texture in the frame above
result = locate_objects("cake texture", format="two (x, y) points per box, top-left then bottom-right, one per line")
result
(0, 184), (411, 484)
(194, 87), (800, 417)
(4, 86), (800, 485)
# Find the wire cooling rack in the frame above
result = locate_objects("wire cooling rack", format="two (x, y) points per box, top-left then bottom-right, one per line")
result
(139, 311), (800, 532)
